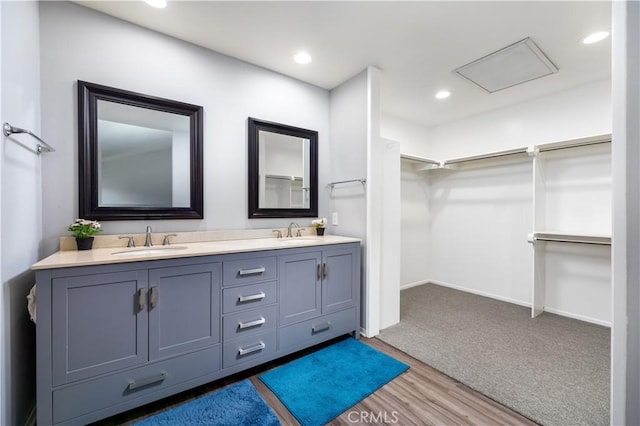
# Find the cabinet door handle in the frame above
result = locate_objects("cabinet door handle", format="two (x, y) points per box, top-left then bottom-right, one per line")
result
(238, 291), (266, 303)
(238, 341), (266, 356)
(149, 286), (159, 309)
(322, 262), (328, 279)
(238, 266), (266, 276)
(312, 322), (331, 334)
(238, 317), (266, 329)
(128, 371), (167, 391)
(317, 263), (321, 280)
(137, 288), (147, 311)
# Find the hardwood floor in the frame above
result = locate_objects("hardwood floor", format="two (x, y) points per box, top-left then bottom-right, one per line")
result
(95, 337), (538, 426)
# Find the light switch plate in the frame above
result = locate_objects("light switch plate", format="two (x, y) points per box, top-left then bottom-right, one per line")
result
(332, 212), (338, 225)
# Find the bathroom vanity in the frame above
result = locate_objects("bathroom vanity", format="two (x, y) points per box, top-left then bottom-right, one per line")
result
(33, 235), (360, 425)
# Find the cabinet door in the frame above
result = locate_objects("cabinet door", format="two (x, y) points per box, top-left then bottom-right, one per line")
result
(322, 245), (359, 314)
(279, 251), (322, 326)
(148, 263), (221, 360)
(52, 270), (148, 386)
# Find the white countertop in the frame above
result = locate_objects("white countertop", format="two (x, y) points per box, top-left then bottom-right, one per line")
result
(32, 235), (360, 270)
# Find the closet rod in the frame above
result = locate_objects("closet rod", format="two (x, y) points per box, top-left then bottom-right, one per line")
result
(3, 122), (55, 154)
(328, 178), (366, 189)
(531, 233), (611, 246)
(443, 147), (528, 165)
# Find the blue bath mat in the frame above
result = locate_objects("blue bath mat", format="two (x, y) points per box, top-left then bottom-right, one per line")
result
(134, 379), (280, 426)
(259, 338), (409, 426)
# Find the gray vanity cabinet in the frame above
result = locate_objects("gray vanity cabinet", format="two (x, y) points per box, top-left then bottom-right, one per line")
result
(148, 263), (221, 360)
(279, 244), (360, 353)
(279, 251), (323, 325)
(52, 270), (150, 386)
(40, 261), (222, 425)
(36, 241), (360, 425)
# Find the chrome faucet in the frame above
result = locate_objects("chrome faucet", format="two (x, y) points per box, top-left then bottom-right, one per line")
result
(145, 226), (153, 247)
(287, 222), (300, 238)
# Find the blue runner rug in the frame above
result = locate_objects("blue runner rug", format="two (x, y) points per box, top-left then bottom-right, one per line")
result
(134, 379), (280, 426)
(259, 338), (409, 426)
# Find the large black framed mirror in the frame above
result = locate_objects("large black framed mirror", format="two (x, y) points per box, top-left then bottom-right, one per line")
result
(248, 118), (318, 218)
(78, 81), (203, 220)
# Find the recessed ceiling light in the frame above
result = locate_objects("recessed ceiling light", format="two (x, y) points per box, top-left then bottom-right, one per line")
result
(293, 51), (312, 65)
(435, 90), (451, 100)
(144, 0), (167, 9)
(582, 31), (609, 45)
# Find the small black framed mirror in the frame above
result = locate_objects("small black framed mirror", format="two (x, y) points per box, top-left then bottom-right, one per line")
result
(78, 81), (204, 220)
(248, 118), (318, 218)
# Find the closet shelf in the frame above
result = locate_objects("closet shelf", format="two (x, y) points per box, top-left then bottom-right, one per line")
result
(400, 154), (441, 166)
(265, 174), (303, 181)
(443, 147), (530, 165)
(528, 232), (611, 246)
(535, 134), (611, 153)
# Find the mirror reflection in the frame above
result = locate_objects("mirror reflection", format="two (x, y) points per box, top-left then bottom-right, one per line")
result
(97, 101), (191, 208)
(78, 81), (203, 220)
(248, 118), (318, 218)
(258, 130), (310, 209)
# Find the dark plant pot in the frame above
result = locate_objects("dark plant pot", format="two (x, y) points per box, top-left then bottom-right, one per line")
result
(316, 227), (325, 236)
(76, 237), (94, 250)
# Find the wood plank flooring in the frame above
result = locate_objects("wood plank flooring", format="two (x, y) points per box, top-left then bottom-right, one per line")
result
(95, 337), (538, 426)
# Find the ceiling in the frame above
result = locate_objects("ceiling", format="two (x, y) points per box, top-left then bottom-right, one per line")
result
(75, 1), (612, 128)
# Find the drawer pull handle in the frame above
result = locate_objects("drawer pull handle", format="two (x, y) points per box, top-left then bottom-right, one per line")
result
(323, 262), (329, 279)
(238, 266), (266, 276)
(317, 264), (321, 280)
(128, 371), (167, 391)
(238, 317), (266, 329)
(149, 286), (159, 309)
(137, 288), (147, 312)
(238, 292), (266, 303)
(312, 322), (331, 334)
(238, 341), (266, 356)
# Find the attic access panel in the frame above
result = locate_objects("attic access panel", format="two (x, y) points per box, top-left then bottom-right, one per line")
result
(454, 38), (558, 93)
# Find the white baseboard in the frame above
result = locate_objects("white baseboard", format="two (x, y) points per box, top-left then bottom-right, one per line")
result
(400, 279), (430, 291)
(543, 307), (612, 328)
(403, 279), (612, 328)
(359, 326), (371, 338)
(424, 279), (532, 308)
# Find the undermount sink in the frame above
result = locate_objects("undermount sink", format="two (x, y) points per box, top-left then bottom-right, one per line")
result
(112, 246), (188, 256)
(276, 238), (319, 245)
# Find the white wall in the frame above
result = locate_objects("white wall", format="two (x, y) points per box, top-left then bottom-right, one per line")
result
(426, 159), (534, 306)
(428, 79), (611, 159)
(329, 70), (369, 332)
(398, 161), (430, 288)
(1, 1), (41, 424)
(38, 2), (330, 256)
(379, 139), (400, 329)
(389, 80), (612, 325)
(381, 114), (431, 158)
(611, 1), (640, 423)
(381, 116), (432, 291)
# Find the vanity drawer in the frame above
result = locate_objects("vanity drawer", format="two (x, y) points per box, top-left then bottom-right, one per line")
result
(223, 305), (278, 341)
(223, 256), (277, 286)
(279, 308), (357, 355)
(222, 280), (277, 314)
(52, 345), (220, 424)
(222, 330), (277, 368)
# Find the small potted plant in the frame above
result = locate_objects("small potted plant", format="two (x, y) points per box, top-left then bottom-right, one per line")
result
(311, 217), (327, 236)
(68, 218), (102, 250)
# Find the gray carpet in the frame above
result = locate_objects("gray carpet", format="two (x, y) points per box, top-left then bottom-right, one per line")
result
(378, 283), (610, 426)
